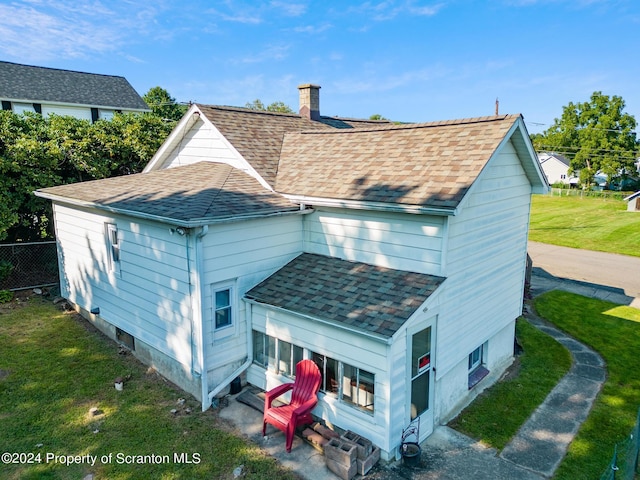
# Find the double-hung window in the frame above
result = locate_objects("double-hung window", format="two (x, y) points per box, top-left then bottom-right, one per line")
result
(214, 288), (232, 329)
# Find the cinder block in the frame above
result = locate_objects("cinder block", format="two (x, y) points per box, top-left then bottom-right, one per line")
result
(324, 438), (357, 466)
(356, 446), (380, 475)
(342, 430), (373, 459)
(325, 456), (357, 480)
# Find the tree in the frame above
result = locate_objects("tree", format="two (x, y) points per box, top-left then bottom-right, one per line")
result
(0, 111), (173, 241)
(532, 92), (639, 188)
(143, 86), (188, 122)
(245, 99), (294, 114)
(369, 114), (388, 121)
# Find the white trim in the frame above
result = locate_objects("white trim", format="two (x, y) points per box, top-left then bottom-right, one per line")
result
(279, 193), (458, 216)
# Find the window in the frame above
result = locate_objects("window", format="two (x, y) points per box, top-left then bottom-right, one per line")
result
(278, 340), (304, 378)
(312, 352), (339, 395)
(252, 332), (302, 378)
(214, 288), (232, 329)
(105, 223), (120, 274)
(468, 342), (489, 389)
(341, 364), (375, 412)
(312, 352), (374, 414)
(253, 331), (276, 369)
(252, 336), (376, 414)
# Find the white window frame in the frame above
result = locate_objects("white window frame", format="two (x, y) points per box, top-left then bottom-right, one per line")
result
(212, 283), (236, 341)
(468, 344), (484, 372)
(105, 223), (121, 276)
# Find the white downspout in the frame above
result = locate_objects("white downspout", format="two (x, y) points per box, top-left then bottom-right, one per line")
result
(194, 225), (209, 409)
(206, 300), (253, 409)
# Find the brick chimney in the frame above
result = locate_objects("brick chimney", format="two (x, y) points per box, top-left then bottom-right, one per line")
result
(298, 84), (320, 120)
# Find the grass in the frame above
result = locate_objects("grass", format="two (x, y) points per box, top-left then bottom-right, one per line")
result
(448, 318), (572, 449)
(534, 290), (640, 480)
(0, 298), (299, 480)
(529, 194), (640, 257)
(450, 291), (640, 479)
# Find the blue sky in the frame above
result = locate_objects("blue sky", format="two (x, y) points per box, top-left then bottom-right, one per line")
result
(1, 0), (639, 133)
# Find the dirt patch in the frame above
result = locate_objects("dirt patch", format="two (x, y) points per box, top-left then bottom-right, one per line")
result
(0, 369), (10, 380)
(500, 356), (522, 381)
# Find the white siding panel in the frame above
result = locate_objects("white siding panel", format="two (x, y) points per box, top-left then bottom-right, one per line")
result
(201, 215), (304, 372)
(304, 208), (444, 275)
(250, 304), (392, 451)
(163, 121), (240, 170)
(435, 140), (532, 377)
(42, 105), (93, 121)
(53, 204), (195, 368)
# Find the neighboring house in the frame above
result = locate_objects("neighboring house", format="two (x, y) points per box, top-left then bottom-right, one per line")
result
(537, 152), (577, 186)
(35, 84), (547, 461)
(0, 61), (149, 121)
(624, 191), (640, 212)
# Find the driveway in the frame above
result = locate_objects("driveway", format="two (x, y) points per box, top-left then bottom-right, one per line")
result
(528, 241), (640, 307)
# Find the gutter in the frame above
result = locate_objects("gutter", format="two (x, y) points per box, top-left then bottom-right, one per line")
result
(244, 298), (393, 345)
(33, 191), (314, 227)
(279, 194), (458, 216)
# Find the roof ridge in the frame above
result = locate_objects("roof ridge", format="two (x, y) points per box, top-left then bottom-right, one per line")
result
(290, 114), (522, 135)
(195, 104), (303, 119)
(0, 60), (126, 80)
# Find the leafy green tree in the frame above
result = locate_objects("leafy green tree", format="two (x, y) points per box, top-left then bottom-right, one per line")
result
(143, 86), (188, 121)
(0, 111), (173, 241)
(532, 92), (639, 187)
(369, 114), (388, 121)
(245, 99), (294, 113)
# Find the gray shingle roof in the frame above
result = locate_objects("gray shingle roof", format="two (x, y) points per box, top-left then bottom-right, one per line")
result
(276, 115), (521, 209)
(245, 253), (445, 338)
(0, 61), (149, 110)
(35, 162), (299, 225)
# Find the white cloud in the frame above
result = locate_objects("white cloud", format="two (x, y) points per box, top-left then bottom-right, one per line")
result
(234, 44), (291, 64)
(0, 1), (164, 62)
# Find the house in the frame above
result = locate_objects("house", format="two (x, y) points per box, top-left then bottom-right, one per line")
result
(35, 84), (547, 461)
(0, 61), (149, 121)
(537, 152), (577, 186)
(624, 191), (640, 212)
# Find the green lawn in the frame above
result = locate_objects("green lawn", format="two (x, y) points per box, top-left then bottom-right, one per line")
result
(0, 299), (299, 480)
(529, 194), (640, 257)
(449, 318), (571, 450)
(534, 291), (640, 480)
(451, 291), (640, 479)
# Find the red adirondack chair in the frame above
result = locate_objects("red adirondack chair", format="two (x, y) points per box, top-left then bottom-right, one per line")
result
(262, 359), (322, 452)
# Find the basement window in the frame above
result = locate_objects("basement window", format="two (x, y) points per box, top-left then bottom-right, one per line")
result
(468, 343), (489, 389)
(116, 327), (135, 351)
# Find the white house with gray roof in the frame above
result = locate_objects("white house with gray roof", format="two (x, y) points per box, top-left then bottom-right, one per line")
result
(0, 61), (149, 121)
(35, 84), (547, 461)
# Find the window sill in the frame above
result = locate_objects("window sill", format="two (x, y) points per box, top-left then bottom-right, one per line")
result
(468, 366), (490, 389)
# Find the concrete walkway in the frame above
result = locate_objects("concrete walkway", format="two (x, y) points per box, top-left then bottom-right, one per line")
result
(499, 312), (605, 477)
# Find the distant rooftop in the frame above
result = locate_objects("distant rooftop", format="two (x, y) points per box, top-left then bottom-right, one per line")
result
(0, 61), (149, 111)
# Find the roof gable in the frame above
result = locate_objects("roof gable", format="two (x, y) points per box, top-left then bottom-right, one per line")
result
(245, 253), (445, 339)
(0, 61), (149, 111)
(276, 115), (527, 210)
(35, 162), (299, 226)
(191, 105), (335, 187)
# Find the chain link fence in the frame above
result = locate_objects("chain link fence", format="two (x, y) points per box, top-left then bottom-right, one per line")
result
(600, 408), (640, 480)
(0, 242), (59, 291)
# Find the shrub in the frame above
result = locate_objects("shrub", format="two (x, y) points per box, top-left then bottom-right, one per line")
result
(0, 260), (13, 282)
(0, 290), (14, 303)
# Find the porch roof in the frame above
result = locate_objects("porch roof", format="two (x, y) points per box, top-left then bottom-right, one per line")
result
(245, 253), (445, 338)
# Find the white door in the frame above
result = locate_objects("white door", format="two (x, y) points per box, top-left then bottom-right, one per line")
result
(408, 323), (435, 441)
